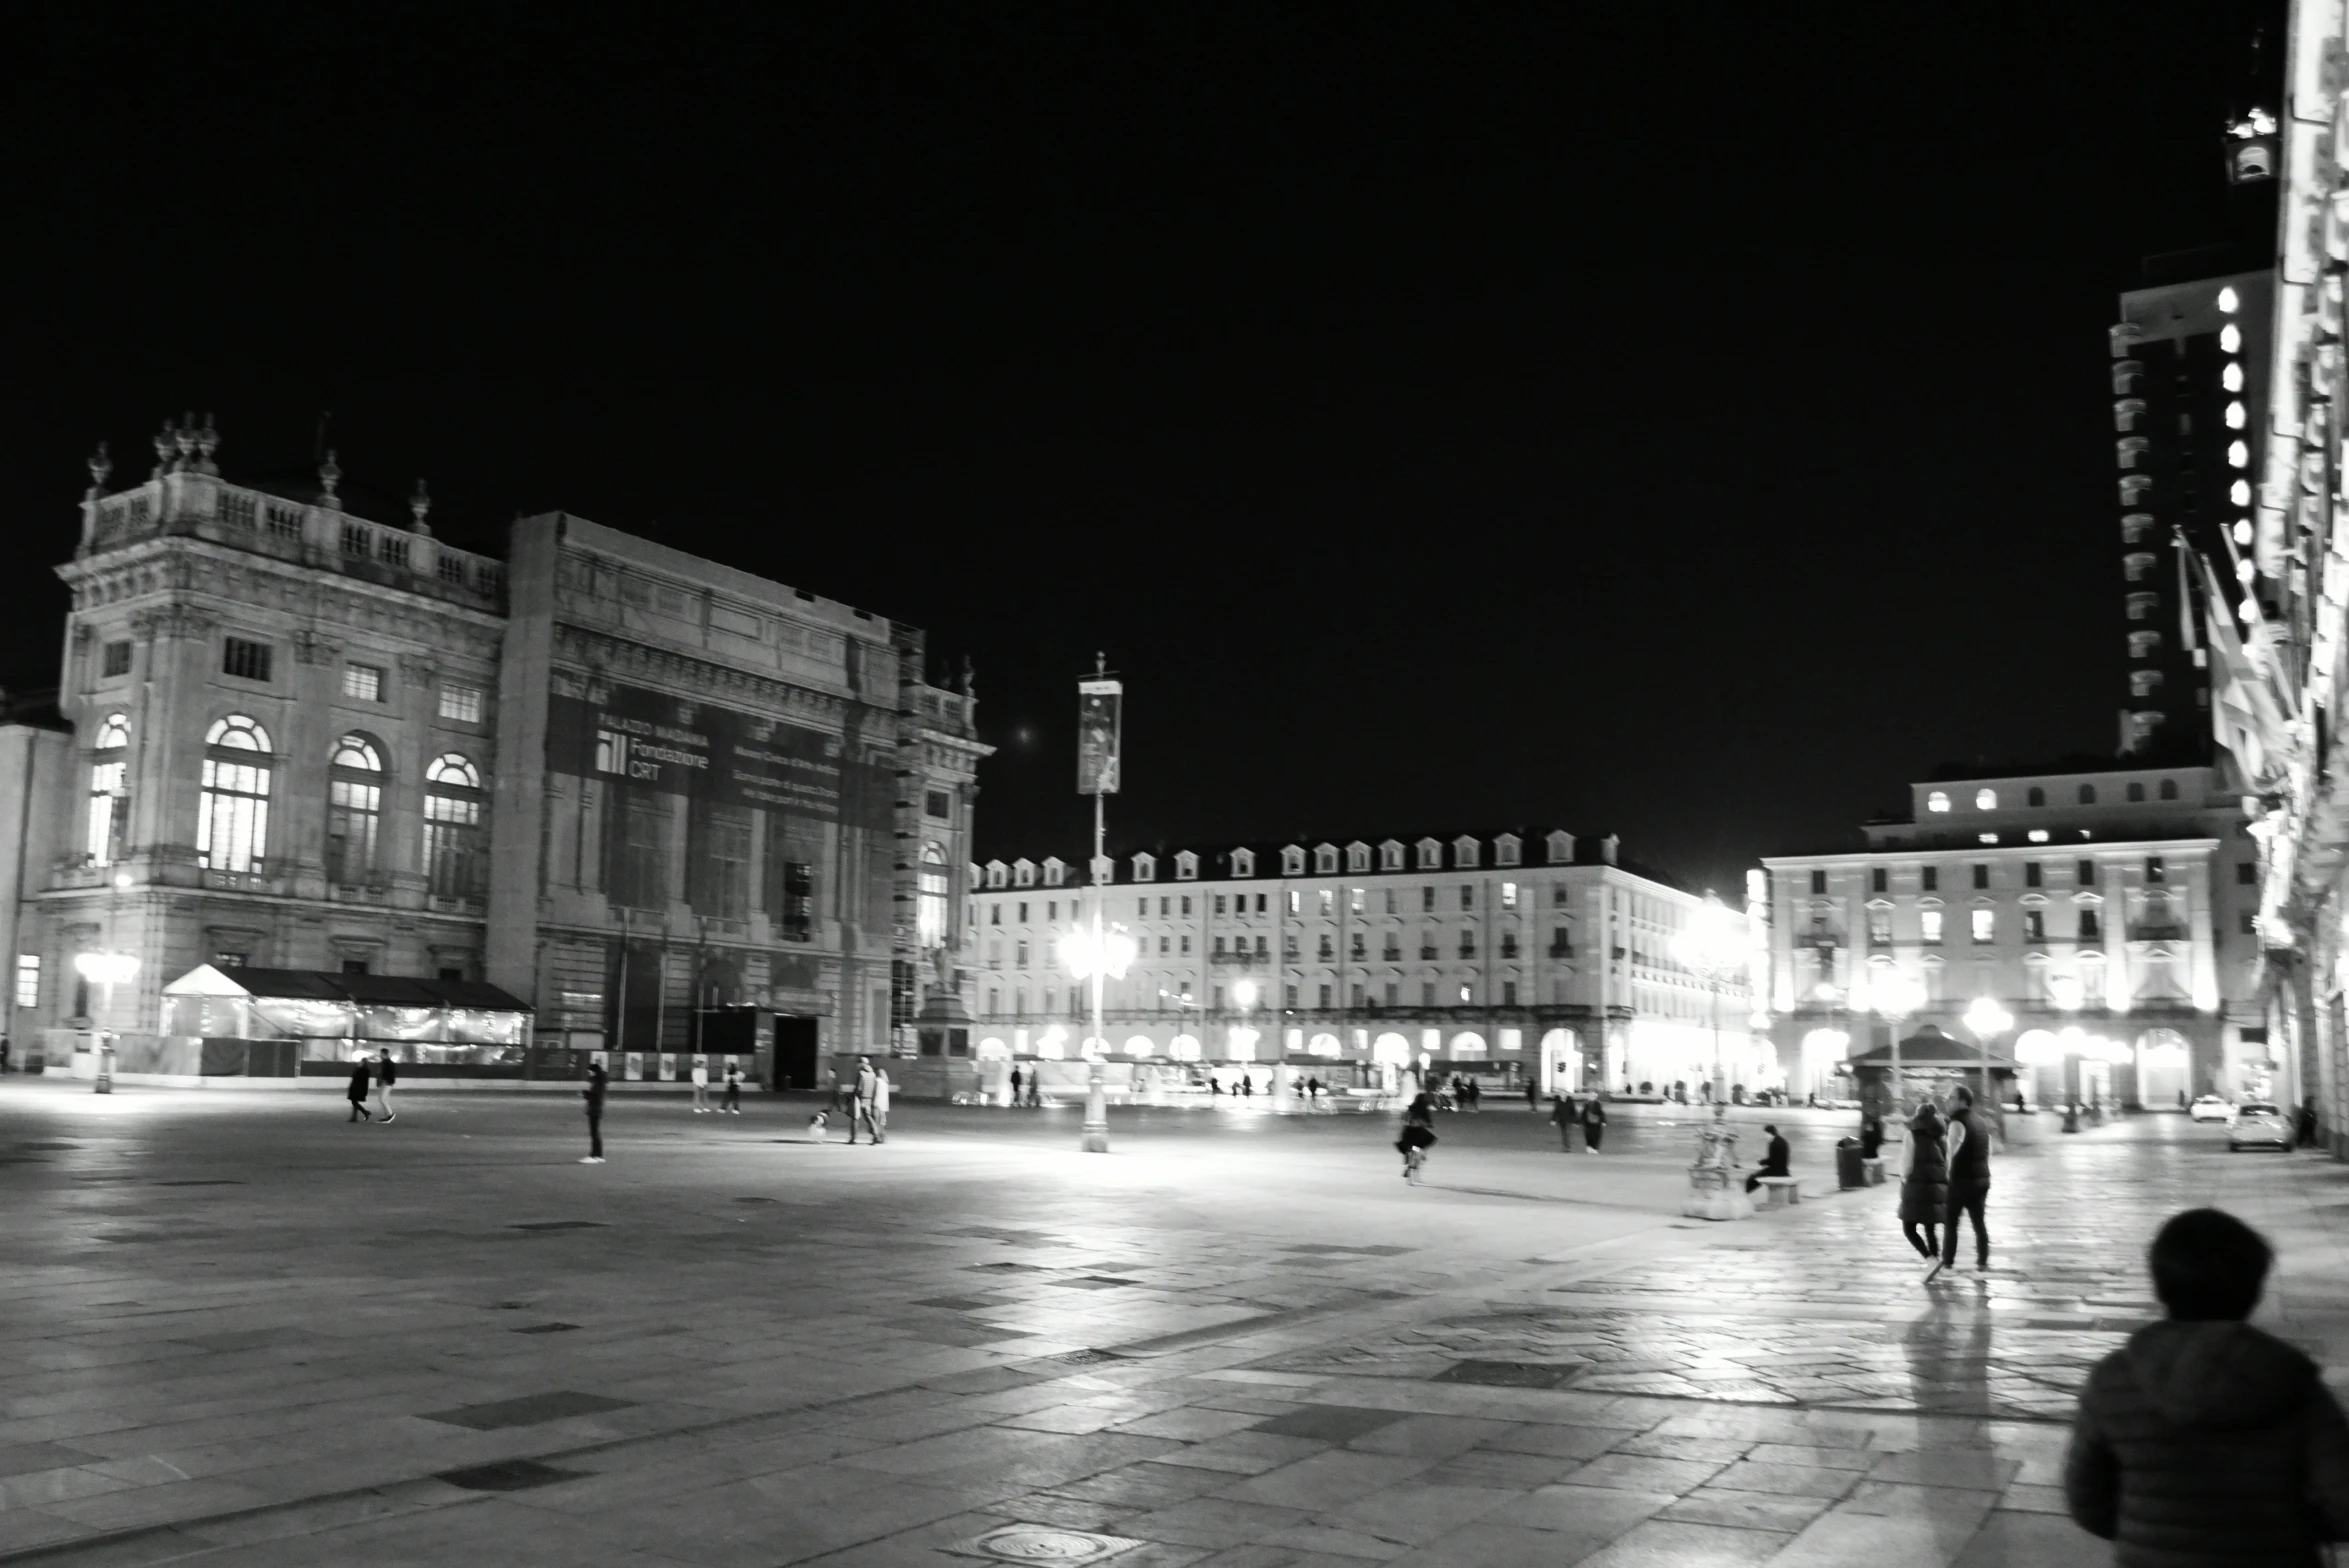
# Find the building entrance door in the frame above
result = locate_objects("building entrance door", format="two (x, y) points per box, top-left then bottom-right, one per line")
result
(771, 1016), (818, 1090)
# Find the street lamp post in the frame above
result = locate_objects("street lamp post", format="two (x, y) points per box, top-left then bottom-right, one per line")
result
(1870, 972), (1925, 1130)
(1059, 901), (1136, 1155)
(74, 951), (138, 1095)
(1670, 893), (1741, 1120)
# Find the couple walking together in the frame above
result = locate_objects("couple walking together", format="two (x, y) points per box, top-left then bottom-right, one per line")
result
(1896, 1084), (1994, 1281)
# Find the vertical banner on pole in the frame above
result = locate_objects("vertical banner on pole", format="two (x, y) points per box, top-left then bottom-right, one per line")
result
(1077, 679), (1122, 796)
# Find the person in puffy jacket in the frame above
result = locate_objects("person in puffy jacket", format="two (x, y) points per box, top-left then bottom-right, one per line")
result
(1898, 1103), (1948, 1261)
(2065, 1207), (2349, 1565)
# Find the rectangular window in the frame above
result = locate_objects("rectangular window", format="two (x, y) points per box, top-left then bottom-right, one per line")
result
(1318, 984), (1332, 1010)
(1870, 867), (1887, 893)
(1138, 897), (1149, 918)
(425, 790), (485, 898)
(1921, 910), (1944, 945)
(2080, 910), (2102, 941)
(2024, 909), (2046, 942)
(2238, 861), (2258, 885)
(1500, 882), (1518, 910)
(603, 785), (671, 910)
(214, 951), (246, 969)
(221, 636), (272, 682)
(1255, 893), (1267, 914)
(438, 683), (484, 723)
(101, 641), (132, 678)
(325, 776), (380, 884)
(1181, 895), (1192, 917)
(2024, 861), (2042, 888)
(1254, 934), (1268, 957)
(341, 663), (382, 702)
(1922, 866), (1938, 892)
(1423, 886), (1436, 912)
(1160, 897), (1170, 916)
(1179, 935), (1191, 955)
(1502, 980), (1517, 1005)
(1384, 981), (1399, 1007)
(1318, 889), (1335, 915)
(923, 789), (951, 819)
(1214, 894), (1227, 916)
(2145, 856), (2166, 884)
(1016, 940), (1031, 966)
(13, 955), (37, 1010)
(1868, 909), (1892, 945)
(1971, 864), (1989, 890)
(1421, 981), (1436, 1007)
(1048, 900), (1059, 922)
(1285, 983), (1299, 1009)
(1460, 885), (1475, 910)
(1159, 936), (1170, 955)
(1809, 869), (1827, 894)
(688, 801), (753, 920)
(1287, 890), (1301, 915)
(1970, 908), (1995, 943)
(1350, 887), (1365, 913)
(1018, 902), (1029, 922)
(2079, 859), (2098, 887)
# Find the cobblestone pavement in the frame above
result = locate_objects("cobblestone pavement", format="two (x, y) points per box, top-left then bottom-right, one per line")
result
(0, 1083), (2342, 1566)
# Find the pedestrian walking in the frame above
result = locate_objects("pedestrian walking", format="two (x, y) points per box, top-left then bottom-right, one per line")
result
(1026, 1068), (1042, 1108)
(581, 1060), (607, 1163)
(1898, 1102), (1948, 1262)
(721, 1061), (742, 1114)
(1744, 1124), (1791, 1194)
(1580, 1094), (1606, 1152)
(691, 1057), (710, 1112)
(1859, 1113), (1885, 1160)
(869, 1066), (891, 1143)
(346, 1058), (373, 1122)
(1465, 1078), (1480, 1112)
(1009, 1064), (1023, 1107)
(1239, 1073), (1253, 1099)
(0, 1037), (12, 1074)
(1929, 1085), (1993, 1281)
(1551, 1092), (1577, 1152)
(1397, 1090), (1438, 1181)
(2063, 1207), (2349, 1561)
(849, 1056), (879, 1144)
(1526, 1078), (1539, 1112)
(371, 1048), (397, 1122)
(2297, 1095), (2321, 1149)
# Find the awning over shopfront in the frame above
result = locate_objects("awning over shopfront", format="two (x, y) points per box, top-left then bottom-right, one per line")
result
(160, 965), (531, 1048)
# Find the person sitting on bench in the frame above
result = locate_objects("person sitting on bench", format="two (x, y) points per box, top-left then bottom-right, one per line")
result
(1745, 1124), (1792, 1194)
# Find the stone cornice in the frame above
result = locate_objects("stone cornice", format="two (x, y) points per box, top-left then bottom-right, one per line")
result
(553, 622), (856, 723)
(59, 537), (506, 645)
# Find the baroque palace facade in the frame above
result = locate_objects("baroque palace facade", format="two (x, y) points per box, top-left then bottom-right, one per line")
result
(5, 422), (987, 1087)
(965, 831), (1761, 1096)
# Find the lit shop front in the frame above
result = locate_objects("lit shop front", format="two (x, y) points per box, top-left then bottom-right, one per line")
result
(159, 965), (533, 1079)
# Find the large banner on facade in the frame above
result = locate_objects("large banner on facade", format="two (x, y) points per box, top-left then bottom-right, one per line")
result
(1077, 678), (1122, 795)
(548, 683), (891, 827)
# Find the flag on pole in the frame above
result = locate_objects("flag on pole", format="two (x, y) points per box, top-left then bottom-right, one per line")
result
(1077, 678), (1122, 795)
(2194, 551), (2292, 787)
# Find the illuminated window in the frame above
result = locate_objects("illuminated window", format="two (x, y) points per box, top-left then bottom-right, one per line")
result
(13, 955), (36, 1010)
(2225, 401), (2247, 430)
(1921, 910), (1944, 945)
(325, 734), (382, 884)
(1319, 889), (1335, 916)
(342, 663), (383, 702)
(2232, 479), (2252, 507)
(910, 844), (948, 948)
(2028, 829), (2049, 843)
(438, 683), (483, 723)
(2228, 440), (2250, 469)
(1457, 982), (1473, 1004)
(1974, 789), (1997, 810)
(424, 754), (485, 897)
(100, 641), (132, 678)
(1501, 881), (1518, 910)
(2218, 285), (2240, 314)
(198, 715), (273, 872)
(2220, 324), (2243, 353)
(222, 636), (272, 682)
(1971, 908), (1995, 944)
(2223, 362), (2245, 392)
(1927, 791), (1951, 813)
(86, 713), (129, 866)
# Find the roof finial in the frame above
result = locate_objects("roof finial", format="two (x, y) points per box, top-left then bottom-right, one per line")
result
(195, 413), (219, 475)
(318, 448), (341, 502)
(151, 418), (176, 480)
(409, 478), (433, 536)
(175, 412), (197, 472)
(86, 441), (112, 497)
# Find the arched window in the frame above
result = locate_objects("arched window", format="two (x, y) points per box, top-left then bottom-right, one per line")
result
(326, 735), (383, 885)
(2027, 787), (2046, 807)
(918, 843), (949, 949)
(199, 715), (273, 872)
(2079, 783), (2097, 804)
(2127, 781), (2146, 803)
(86, 714), (130, 866)
(423, 753), (484, 897)
(2158, 777), (2178, 800)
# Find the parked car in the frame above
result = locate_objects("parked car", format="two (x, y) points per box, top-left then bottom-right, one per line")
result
(2188, 1095), (2234, 1123)
(2228, 1103), (2294, 1151)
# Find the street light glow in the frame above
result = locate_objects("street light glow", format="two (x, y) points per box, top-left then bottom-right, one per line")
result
(1057, 923), (1137, 981)
(1231, 978), (1258, 1009)
(74, 952), (138, 986)
(1962, 997), (2013, 1038)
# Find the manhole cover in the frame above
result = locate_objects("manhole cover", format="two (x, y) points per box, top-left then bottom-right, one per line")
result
(949, 1526), (1141, 1565)
(1434, 1360), (1580, 1389)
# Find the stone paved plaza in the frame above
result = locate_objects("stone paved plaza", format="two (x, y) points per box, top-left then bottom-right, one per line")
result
(0, 1084), (2344, 1566)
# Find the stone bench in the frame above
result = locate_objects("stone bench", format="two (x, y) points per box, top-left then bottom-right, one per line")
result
(1860, 1157), (1888, 1186)
(1754, 1175), (1801, 1208)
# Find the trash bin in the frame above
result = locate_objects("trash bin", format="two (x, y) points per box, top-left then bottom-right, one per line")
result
(1835, 1136), (1864, 1191)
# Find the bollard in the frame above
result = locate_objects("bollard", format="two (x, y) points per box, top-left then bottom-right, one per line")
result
(94, 1039), (114, 1095)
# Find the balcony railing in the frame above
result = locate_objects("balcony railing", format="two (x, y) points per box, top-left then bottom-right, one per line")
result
(2129, 923), (2191, 942)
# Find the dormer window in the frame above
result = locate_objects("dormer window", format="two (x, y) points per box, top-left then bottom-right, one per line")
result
(1495, 834), (1521, 867)
(1013, 860), (1036, 888)
(1452, 836), (1480, 869)
(1927, 792), (1951, 813)
(1346, 841), (1370, 873)
(1175, 851), (1198, 881)
(1231, 847), (1255, 878)
(1131, 853), (1157, 882)
(1974, 789), (1997, 811)
(1545, 830), (1573, 864)
(1043, 858), (1066, 887)
(1314, 844), (1339, 875)
(1417, 838), (1442, 869)
(1282, 845), (1306, 876)
(1380, 839), (1405, 871)
(986, 861), (1008, 889)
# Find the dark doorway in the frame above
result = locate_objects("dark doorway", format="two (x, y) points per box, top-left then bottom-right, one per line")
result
(693, 1005), (757, 1055)
(772, 1016), (818, 1090)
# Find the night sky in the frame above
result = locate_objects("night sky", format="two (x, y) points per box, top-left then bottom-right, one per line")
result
(13, 2), (2281, 892)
